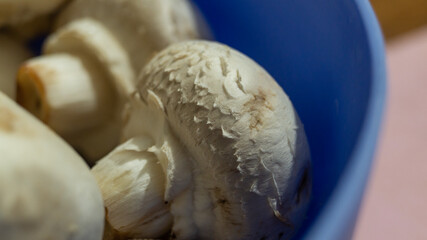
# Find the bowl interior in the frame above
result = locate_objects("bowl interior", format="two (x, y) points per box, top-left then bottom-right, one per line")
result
(193, 0), (376, 237)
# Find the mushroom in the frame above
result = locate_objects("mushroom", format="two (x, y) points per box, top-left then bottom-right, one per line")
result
(0, 91), (104, 240)
(17, 19), (124, 161)
(55, 0), (201, 70)
(92, 41), (312, 239)
(16, 0), (202, 163)
(0, 33), (31, 100)
(0, 0), (67, 27)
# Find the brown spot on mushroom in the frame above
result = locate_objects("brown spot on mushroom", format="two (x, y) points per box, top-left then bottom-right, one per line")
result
(244, 89), (274, 130)
(256, 89), (275, 111)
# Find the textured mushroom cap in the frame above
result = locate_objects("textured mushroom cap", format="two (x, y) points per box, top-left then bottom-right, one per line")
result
(55, 0), (200, 72)
(0, 0), (66, 26)
(128, 41), (312, 239)
(0, 92), (104, 240)
(0, 34), (31, 99)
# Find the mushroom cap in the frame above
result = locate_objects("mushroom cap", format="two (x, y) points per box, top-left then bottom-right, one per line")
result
(0, 34), (31, 99)
(44, 18), (135, 97)
(55, 0), (200, 71)
(0, 92), (104, 240)
(124, 40), (312, 239)
(0, 0), (66, 27)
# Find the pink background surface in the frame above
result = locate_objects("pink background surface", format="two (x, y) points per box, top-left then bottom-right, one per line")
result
(353, 27), (427, 239)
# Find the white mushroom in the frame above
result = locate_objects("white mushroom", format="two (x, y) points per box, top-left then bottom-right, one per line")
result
(55, 0), (201, 70)
(93, 41), (312, 240)
(0, 0), (67, 27)
(0, 33), (31, 99)
(16, 0), (202, 162)
(0, 91), (105, 240)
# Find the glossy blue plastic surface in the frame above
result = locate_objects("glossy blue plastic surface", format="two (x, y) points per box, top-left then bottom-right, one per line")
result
(192, 0), (386, 239)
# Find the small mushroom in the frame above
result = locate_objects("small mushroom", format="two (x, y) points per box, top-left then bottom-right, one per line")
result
(16, 0), (202, 163)
(0, 91), (104, 240)
(93, 41), (312, 240)
(16, 19), (124, 161)
(0, 33), (31, 99)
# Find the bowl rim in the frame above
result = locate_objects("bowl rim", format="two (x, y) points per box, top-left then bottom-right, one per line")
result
(302, 0), (387, 239)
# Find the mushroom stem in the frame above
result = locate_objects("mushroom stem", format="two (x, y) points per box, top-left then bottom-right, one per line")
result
(92, 136), (173, 238)
(17, 53), (115, 135)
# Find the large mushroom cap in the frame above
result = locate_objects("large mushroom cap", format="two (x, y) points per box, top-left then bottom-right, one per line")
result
(0, 92), (105, 240)
(96, 40), (312, 240)
(138, 40), (311, 239)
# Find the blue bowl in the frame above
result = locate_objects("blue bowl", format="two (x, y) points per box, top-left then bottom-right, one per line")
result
(192, 0), (386, 239)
